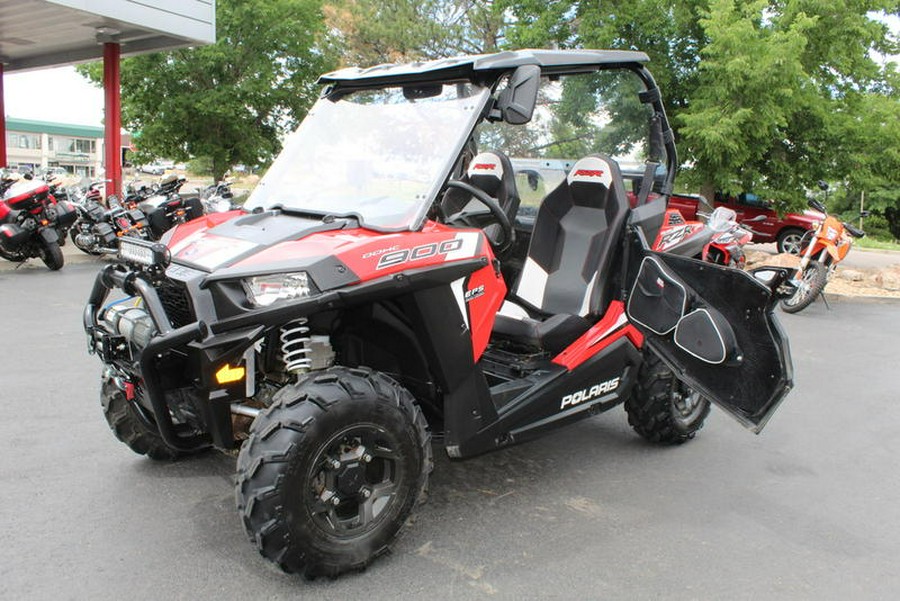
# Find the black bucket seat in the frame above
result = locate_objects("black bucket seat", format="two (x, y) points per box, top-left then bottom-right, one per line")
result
(492, 154), (630, 353)
(442, 150), (520, 245)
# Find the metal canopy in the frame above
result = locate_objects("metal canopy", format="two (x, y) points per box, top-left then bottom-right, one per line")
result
(0, 0), (215, 72)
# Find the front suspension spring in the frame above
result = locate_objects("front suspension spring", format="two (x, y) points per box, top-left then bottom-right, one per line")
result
(280, 318), (312, 373)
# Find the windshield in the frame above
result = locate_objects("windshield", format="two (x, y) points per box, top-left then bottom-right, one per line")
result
(245, 83), (491, 230)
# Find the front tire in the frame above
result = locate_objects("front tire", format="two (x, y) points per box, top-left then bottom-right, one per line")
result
(781, 260), (827, 314)
(39, 240), (64, 270)
(101, 378), (182, 461)
(236, 367), (432, 578)
(625, 352), (711, 444)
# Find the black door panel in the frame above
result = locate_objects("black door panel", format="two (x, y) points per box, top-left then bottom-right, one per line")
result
(627, 251), (793, 432)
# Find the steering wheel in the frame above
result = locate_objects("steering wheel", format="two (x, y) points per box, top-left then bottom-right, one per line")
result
(444, 179), (514, 256)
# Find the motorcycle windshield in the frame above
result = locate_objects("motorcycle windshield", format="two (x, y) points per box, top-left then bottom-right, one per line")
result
(244, 83), (492, 231)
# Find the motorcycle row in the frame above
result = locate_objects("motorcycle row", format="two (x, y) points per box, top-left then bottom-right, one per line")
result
(0, 170), (236, 271)
(0, 168), (861, 314)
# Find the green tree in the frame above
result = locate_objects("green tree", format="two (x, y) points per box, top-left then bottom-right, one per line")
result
(80, 0), (334, 181)
(323, 0), (507, 65)
(502, 0), (900, 210)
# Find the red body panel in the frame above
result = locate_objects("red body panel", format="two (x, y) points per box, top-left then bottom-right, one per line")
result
(552, 301), (644, 370)
(652, 209), (707, 252)
(462, 262), (506, 359)
(167, 216), (505, 360)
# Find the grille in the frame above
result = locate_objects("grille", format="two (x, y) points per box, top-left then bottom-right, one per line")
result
(156, 280), (195, 329)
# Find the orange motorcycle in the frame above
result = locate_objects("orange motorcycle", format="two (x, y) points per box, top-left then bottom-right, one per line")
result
(781, 197), (865, 313)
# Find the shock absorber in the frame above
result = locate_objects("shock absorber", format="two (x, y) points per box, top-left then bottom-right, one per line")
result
(280, 318), (312, 374)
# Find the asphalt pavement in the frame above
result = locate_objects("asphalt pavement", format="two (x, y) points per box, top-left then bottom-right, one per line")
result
(1, 263), (899, 600)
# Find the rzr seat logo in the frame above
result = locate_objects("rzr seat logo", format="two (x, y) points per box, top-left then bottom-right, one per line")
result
(472, 163), (497, 171)
(560, 376), (621, 409)
(376, 238), (464, 270)
(573, 169), (604, 178)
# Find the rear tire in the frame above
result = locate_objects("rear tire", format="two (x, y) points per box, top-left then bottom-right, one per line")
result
(781, 260), (827, 314)
(236, 366), (432, 578)
(625, 352), (711, 444)
(101, 378), (182, 461)
(39, 240), (64, 270)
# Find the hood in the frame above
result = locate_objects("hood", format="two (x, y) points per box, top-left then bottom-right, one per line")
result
(168, 210), (346, 272)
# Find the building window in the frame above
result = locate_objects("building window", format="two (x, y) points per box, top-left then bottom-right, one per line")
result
(6, 133), (41, 149)
(49, 136), (97, 154)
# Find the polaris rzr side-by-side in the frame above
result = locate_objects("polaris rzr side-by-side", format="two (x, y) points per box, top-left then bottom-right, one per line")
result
(83, 50), (794, 578)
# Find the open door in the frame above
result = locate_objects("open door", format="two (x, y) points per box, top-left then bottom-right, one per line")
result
(626, 251), (793, 433)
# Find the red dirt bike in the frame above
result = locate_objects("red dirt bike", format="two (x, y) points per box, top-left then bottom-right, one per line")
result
(653, 206), (761, 268)
(781, 198), (865, 313)
(0, 173), (78, 270)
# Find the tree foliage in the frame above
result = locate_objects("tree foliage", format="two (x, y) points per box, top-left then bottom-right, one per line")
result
(503, 1), (899, 207)
(79, 0), (333, 181)
(322, 0), (507, 64)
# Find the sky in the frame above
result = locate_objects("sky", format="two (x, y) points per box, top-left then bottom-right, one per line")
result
(2, 13), (897, 128)
(4, 66), (104, 126)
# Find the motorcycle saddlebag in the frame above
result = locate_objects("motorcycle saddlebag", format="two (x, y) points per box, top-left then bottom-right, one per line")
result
(54, 200), (78, 228)
(128, 209), (149, 227)
(92, 222), (118, 247)
(0, 223), (29, 250)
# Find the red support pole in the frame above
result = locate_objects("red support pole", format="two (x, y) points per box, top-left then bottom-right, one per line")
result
(103, 42), (121, 197)
(0, 62), (7, 168)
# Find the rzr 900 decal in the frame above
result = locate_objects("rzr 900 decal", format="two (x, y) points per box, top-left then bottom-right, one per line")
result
(376, 238), (464, 270)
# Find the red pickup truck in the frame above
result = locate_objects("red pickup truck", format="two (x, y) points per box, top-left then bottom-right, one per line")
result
(511, 158), (817, 254)
(667, 191), (817, 254)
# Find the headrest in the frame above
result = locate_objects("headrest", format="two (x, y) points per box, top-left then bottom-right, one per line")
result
(567, 156), (614, 188)
(467, 152), (504, 196)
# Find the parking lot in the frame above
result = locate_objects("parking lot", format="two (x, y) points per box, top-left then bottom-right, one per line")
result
(1, 261), (899, 600)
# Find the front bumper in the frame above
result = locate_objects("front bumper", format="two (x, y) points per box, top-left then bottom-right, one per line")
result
(85, 264), (213, 451)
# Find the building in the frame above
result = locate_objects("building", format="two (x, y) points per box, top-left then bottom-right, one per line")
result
(3, 117), (124, 177)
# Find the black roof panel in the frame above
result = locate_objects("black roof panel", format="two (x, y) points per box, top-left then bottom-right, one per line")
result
(318, 49), (650, 86)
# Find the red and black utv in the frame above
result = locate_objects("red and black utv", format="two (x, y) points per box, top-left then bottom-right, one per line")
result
(83, 50), (794, 578)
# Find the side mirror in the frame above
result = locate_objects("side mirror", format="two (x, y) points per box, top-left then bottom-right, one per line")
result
(496, 65), (540, 125)
(817, 180), (829, 191)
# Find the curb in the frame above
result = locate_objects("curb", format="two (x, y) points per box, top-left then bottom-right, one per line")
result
(822, 291), (900, 305)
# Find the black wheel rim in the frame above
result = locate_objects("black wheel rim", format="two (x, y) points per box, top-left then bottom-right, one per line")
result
(671, 382), (706, 427)
(306, 423), (404, 538)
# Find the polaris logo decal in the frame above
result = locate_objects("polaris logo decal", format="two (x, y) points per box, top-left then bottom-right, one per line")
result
(376, 238), (465, 270)
(560, 376), (621, 410)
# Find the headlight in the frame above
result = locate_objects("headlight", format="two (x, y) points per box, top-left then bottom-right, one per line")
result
(242, 272), (317, 307)
(118, 237), (171, 268)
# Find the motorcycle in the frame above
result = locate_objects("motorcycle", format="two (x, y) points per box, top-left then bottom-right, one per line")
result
(136, 174), (204, 239)
(653, 205), (763, 268)
(198, 179), (236, 213)
(0, 172), (78, 270)
(780, 198), (865, 313)
(70, 181), (152, 256)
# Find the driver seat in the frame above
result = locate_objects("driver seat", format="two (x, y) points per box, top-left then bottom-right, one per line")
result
(441, 150), (520, 243)
(492, 154), (630, 353)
